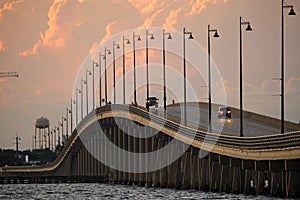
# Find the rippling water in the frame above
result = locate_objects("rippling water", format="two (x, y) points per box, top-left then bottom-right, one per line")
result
(0, 183), (288, 200)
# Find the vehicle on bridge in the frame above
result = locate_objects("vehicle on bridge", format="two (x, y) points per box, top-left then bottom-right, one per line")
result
(218, 106), (231, 118)
(145, 97), (159, 110)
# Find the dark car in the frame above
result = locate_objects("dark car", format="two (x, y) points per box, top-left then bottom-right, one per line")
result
(145, 97), (159, 109)
(218, 106), (231, 118)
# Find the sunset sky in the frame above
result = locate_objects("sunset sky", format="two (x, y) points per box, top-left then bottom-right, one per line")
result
(0, 0), (299, 150)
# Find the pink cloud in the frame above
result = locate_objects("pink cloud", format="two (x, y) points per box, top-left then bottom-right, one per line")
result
(127, 0), (164, 15)
(19, 0), (68, 56)
(163, 8), (183, 30)
(0, 39), (5, 51)
(0, 0), (24, 20)
(101, 21), (118, 44)
(35, 88), (44, 97)
(261, 79), (280, 92)
(141, 8), (164, 28)
(286, 76), (300, 93)
(187, 0), (218, 16)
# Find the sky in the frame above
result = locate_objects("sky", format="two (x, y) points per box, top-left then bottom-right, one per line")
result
(0, 0), (299, 150)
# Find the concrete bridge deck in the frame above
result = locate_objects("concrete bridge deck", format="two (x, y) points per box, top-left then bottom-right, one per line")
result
(164, 102), (300, 136)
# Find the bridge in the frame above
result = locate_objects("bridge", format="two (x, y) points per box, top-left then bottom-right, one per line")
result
(1, 103), (300, 198)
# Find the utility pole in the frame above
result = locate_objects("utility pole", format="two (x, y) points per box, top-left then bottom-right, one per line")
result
(14, 133), (21, 157)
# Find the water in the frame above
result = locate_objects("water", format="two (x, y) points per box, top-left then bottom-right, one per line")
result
(0, 183), (288, 200)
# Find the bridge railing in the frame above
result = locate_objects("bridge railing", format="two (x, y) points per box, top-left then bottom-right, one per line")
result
(102, 104), (300, 151)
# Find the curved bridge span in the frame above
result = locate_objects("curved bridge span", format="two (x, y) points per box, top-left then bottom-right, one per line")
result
(1, 104), (300, 197)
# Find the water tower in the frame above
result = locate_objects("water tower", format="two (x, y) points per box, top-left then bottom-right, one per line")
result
(35, 117), (50, 150)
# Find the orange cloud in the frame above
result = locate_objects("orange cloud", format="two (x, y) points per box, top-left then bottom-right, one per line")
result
(286, 76), (300, 93)
(0, 0), (24, 20)
(19, 0), (68, 56)
(261, 79), (279, 92)
(141, 8), (164, 28)
(101, 21), (118, 44)
(0, 39), (5, 51)
(187, 0), (217, 16)
(163, 8), (183, 30)
(127, 0), (164, 15)
(35, 88), (44, 97)
(89, 42), (99, 61)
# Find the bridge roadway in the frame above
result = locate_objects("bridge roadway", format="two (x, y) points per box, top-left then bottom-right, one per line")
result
(160, 102), (299, 137)
(1, 104), (300, 197)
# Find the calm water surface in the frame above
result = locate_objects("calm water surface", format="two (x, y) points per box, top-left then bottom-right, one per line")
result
(0, 183), (288, 200)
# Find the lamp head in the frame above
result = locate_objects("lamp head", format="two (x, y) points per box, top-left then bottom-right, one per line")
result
(289, 7), (296, 15)
(167, 34), (172, 39)
(213, 31), (219, 38)
(89, 71), (92, 75)
(127, 40), (130, 44)
(150, 34), (155, 40)
(188, 33), (193, 39)
(137, 35), (141, 41)
(246, 24), (252, 31)
(116, 44), (120, 49)
(107, 50), (111, 55)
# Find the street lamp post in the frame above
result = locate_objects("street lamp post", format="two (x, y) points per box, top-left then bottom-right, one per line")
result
(57, 123), (60, 147)
(92, 60), (98, 109)
(80, 78), (86, 120)
(63, 116), (67, 143)
(70, 98), (74, 132)
(60, 121), (63, 146)
(162, 29), (172, 116)
(281, 0), (296, 134)
(99, 53), (103, 107)
(123, 36), (130, 104)
(146, 30), (155, 109)
(76, 88), (80, 125)
(65, 108), (69, 140)
(86, 69), (91, 114)
(53, 128), (56, 150)
(207, 25), (219, 133)
(133, 32), (141, 105)
(240, 16), (252, 137)
(183, 27), (193, 125)
(104, 47), (111, 104)
(113, 41), (120, 104)
(50, 130), (53, 150)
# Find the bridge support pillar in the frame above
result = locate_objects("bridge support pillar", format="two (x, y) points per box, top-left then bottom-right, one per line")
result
(133, 127), (139, 184)
(151, 133), (159, 187)
(138, 131), (145, 186)
(182, 146), (192, 189)
(159, 135), (169, 188)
